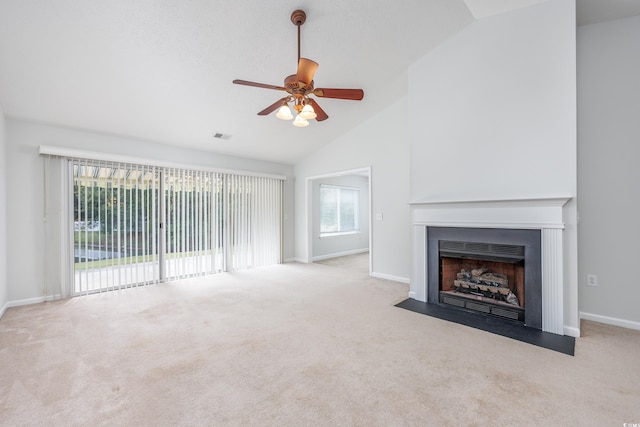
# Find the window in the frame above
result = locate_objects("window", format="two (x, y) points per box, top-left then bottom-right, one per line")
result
(320, 185), (359, 236)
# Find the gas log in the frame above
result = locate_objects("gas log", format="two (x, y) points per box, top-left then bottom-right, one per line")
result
(453, 268), (520, 306)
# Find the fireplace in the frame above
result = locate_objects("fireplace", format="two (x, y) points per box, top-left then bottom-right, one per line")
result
(409, 197), (572, 336)
(427, 227), (542, 329)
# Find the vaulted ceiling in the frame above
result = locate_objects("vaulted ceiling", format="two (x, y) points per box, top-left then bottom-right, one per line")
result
(0, 0), (638, 165)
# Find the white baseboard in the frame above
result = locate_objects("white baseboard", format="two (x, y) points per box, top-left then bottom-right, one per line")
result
(283, 258), (297, 263)
(408, 291), (416, 299)
(563, 325), (580, 338)
(6, 294), (61, 310)
(8, 296), (47, 308)
(371, 271), (410, 284)
(312, 248), (368, 262)
(580, 311), (640, 331)
(292, 257), (309, 263)
(0, 301), (8, 320)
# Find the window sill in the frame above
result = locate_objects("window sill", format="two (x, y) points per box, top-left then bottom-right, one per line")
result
(320, 230), (361, 239)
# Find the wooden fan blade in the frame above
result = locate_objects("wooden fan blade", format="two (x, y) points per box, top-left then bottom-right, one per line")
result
(258, 97), (289, 116)
(308, 98), (329, 121)
(233, 79), (287, 91)
(296, 58), (319, 87)
(313, 88), (364, 100)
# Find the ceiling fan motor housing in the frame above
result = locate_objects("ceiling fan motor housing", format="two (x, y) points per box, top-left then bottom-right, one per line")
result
(284, 74), (300, 90)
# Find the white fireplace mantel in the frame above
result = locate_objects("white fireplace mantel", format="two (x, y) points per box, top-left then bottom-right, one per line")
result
(409, 196), (572, 335)
(408, 197), (571, 230)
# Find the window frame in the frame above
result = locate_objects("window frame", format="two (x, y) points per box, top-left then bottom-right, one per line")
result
(319, 184), (360, 238)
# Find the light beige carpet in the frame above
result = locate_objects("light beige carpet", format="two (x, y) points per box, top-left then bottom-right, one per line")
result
(1, 257), (639, 426)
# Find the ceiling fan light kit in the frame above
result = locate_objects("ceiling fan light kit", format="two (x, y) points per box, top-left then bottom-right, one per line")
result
(299, 103), (317, 120)
(233, 10), (364, 128)
(292, 115), (310, 127)
(276, 103), (293, 120)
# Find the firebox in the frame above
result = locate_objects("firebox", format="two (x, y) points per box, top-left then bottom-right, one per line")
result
(427, 227), (542, 330)
(439, 241), (526, 321)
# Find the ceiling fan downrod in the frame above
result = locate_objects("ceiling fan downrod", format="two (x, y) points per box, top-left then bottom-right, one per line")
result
(290, 10), (306, 64)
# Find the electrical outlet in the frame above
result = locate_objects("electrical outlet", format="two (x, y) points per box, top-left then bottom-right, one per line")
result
(586, 274), (598, 287)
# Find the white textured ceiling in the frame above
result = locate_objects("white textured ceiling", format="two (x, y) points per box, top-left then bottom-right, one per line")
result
(0, 1), (636, 165)
(0, 0), (474, 164)
(463, 0), (551, 19)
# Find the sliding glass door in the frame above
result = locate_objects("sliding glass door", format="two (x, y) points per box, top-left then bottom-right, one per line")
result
(72, 159), (282, 295)
(73, 161), (161, 293)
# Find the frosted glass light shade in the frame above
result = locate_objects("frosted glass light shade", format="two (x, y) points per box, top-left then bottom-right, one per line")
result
(292, 114), (309, 127)
(275, 104), (293, 120)
(299, 103), (317, 120)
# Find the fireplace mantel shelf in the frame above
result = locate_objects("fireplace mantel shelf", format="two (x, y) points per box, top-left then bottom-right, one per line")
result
(409, 196), (572, 230)
(407, 196), (572, 208)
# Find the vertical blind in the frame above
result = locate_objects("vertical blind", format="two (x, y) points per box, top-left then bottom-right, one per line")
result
(69, 158), (283, 295)
(162, 168), (222, 282)
(73, 160), (161, 293)
(227, 174), (283, 270)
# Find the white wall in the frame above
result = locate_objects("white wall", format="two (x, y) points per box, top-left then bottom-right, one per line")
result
(295, 93), (410, 283)
(577, 15), (640, 326)
(5, 119), (295, 303)
(311, 174), (369, 260)
(408, 0), (579, 332)
(0, 105), (7, 317)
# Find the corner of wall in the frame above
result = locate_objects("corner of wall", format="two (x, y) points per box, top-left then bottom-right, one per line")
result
(0, 104), (7, 315)
(577, 14), (640, 326)
(293, 95), (410, 280)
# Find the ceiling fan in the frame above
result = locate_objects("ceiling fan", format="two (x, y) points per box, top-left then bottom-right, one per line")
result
(232, 10), (364, 127)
